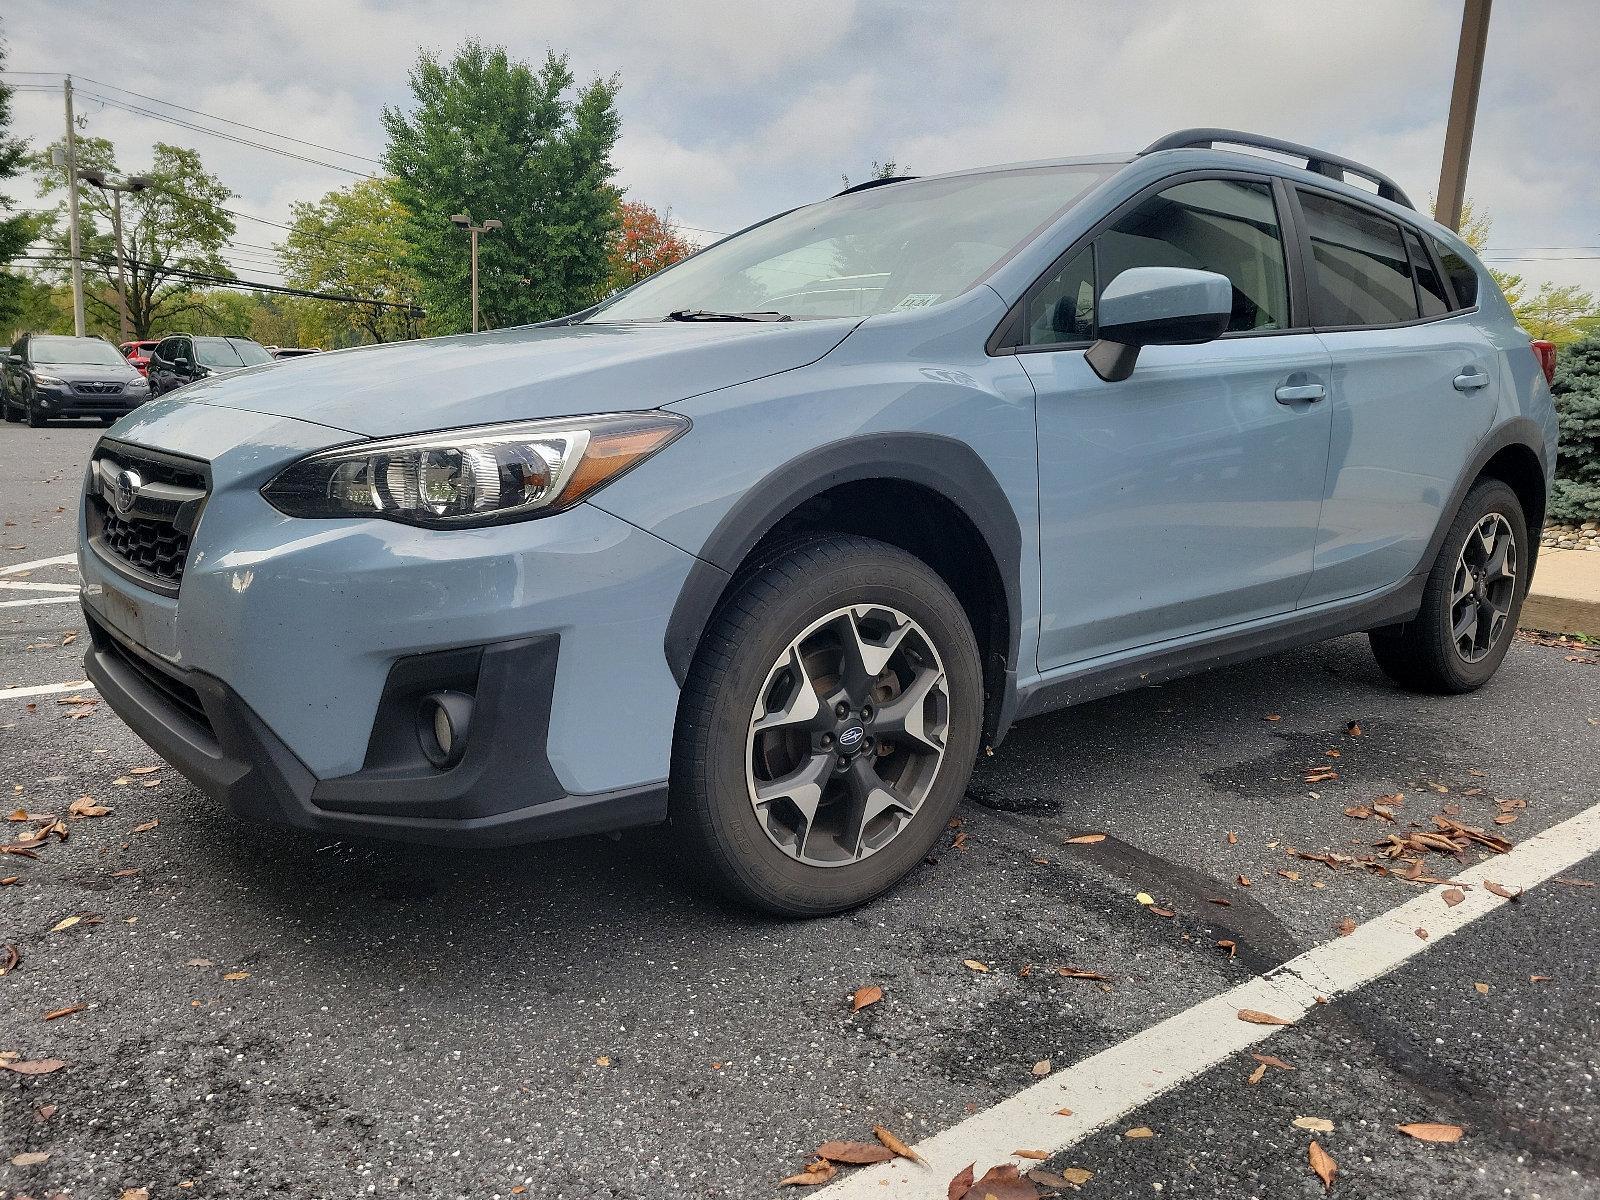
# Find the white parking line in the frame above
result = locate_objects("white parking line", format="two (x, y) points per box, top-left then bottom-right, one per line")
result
(0, 680), (95, 701)
(0, 580), (81, 593)
(0, 595), (80, 609)
(819, 800), (1600, 1196)
(0, 553), (77, 575)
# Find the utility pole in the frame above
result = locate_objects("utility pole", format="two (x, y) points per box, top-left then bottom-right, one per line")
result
(63, 76), (85, 337)
(1435, 0), (1492, 232)
(449, 212), (502, 332)
(83, 171), (151, 342)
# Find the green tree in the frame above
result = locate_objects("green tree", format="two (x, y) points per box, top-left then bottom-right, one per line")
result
(0, 33), (42, 332)
(840, 159), (904, 189)
(382, 41), (622, 332)
(32, 134), (236, 337)
(1550, 333), (1600, 523)
(280, 178), (425, 344)
(1448, 198), (1596, 344)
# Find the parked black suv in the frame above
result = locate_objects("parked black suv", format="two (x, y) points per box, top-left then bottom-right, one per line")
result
(146, 334), (274, 397)
(2, 334), (153, 427)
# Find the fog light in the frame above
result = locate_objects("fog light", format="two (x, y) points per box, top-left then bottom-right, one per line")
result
(418, 690), (473, 769)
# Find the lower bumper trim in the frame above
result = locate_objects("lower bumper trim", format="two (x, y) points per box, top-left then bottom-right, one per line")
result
(82, 609), (668, 847)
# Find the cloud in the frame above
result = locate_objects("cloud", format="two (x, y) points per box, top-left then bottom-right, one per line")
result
(6, 0), (1597, 295)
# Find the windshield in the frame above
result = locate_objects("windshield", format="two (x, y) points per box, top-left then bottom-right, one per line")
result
(588, 164), (1115, 322)
(30, 337), (129, 368)
(195, 337), (273, 368)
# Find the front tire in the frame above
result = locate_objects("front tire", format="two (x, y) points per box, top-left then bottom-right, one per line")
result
(1369, 478), (1527, 693)
(671, 534), (984, 916)
(25, 395), (46, 428)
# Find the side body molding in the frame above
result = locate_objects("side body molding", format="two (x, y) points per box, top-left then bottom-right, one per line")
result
(660, 432), (1025, 708)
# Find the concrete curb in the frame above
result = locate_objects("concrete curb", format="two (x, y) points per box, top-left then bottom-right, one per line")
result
(1523, 547), (1600, 638)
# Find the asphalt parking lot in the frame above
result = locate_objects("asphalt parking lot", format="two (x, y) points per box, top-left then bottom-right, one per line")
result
(2, 419), (1598, 1199)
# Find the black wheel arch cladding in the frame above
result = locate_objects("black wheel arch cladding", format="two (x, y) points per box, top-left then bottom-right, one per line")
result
(662, 431), (1023, 691)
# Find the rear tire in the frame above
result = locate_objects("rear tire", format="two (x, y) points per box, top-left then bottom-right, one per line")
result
(25, 396), (46, 428)
(1369, 478), (1526, 693)
(1, 394), (17, 423)
(671, 534), (984, 916)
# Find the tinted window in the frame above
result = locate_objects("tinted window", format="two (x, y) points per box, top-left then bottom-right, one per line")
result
(194, 337), (272, 368)
(1431, 237), (1479, 308)
(1298, 190), (1418, 326)
(1097, 179), (1290, 332)
(1405, 228), (1450, 318)
(1022, 247), (1095, 346)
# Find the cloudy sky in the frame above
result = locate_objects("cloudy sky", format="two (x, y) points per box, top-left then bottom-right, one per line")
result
(6, 0), (1598, 296)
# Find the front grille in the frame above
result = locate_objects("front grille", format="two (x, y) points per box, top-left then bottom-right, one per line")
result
(86, 440), (210, 595)
(95, 506), (191, 581)
(73, 381), (125, 395)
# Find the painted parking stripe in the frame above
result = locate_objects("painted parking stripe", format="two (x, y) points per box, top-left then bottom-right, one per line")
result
(819, 800), (1600, 1197)
(0, 595), (80, 609)
(0, 680), (94, 701)
(0, 553), (77, 575)
(0, 580), (81, 593)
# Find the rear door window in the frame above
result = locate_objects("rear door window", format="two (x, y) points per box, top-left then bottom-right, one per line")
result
(1298, 190), (1419, 327)
(1431, 237), (1480, 308)
(1404, 228), (1450, 318)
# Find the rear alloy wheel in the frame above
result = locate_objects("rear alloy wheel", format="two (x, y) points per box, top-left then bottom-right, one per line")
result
(673, 534), (983, 915)
(1370, 478), (1526, 693)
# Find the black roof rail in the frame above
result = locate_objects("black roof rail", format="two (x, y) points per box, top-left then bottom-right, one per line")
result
(834, 175), (918, 197)
(1139, 128), (1415, 211)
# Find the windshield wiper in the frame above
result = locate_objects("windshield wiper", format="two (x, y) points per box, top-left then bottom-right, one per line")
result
(664, 309), (791, 322)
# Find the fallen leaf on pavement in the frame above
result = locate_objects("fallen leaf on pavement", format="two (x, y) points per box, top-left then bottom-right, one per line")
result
(1012, 1149), (1047, 1160)
(1484, 880), (1521, 901)
(1, 1058), (67, 1075)
(43, 1002), (85, 1021)
(1048, 1166), (1094, 1188)
(963, 959), (989, 973)
(1252, 1053), (1295, 1070)
(1055, 1108), (1074, 1116)
(1135, 891), (1154, 905)
(1335, 917), (1357, 937)
(36, 1103), (57, 1121)
(110, 868), (139, 878)
(1227, 831), (1238, 845)
(1474, 982), (1489, 994)
(1247, 1063), (1267, 1085)
(779, 1160), (837, 1187)
(1294, 1116), (1334, 1132)
(1064, 833), (1105, 845)
(873, 1124), (925, 1166)
(132, 820), (159, 833)
(1553, 877), (1594, 888)
(1217, 939), (1237, 960)
(11, 1150), (50, 1167)
(1441, 888), (1465, 907)
(1415, 928), (1429, 940)
(1346, 721), (1363, 737)
(222, 971), (250, 981)
(1056, 967), (1110, 981)
(68, 796), (111, 818)
(0, 876), (17, 886)
(51, 914), (82, 932)
(1277, 870), (1301, 881)
(1148, 906), (1175, 918)
(1264, 714), (1281, 721)
(122, 1189), (151, 1200)
(1207, 897), (1232, 906)
(816, 1141), (895, 1165)
(1031, 1059), (1051, 1077)
(1238, 1009), (1293, 1026)
(851, 985), (882, 1012)
(1125, 1126), (1155, 1139)
(129, 766), (161, 775)
(1309, 1141), (1337, 1193)
(1530, 974), (1553, 982)
(947, 1163), (975, 1200)
(1396, 1122), (1464, 1143)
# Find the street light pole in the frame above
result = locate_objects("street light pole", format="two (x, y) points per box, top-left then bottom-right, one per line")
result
(1435, 0), (1492, 232)
(62, 76), (85, 337)
(449, 212), (503, 333)
(83, 171), (152, 342)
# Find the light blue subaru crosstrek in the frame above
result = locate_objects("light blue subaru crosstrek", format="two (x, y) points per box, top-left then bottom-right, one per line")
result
(79, 129), (1558, 915)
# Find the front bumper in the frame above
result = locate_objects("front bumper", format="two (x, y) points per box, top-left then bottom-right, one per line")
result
(83, 609), (666, 845)
(35, 386), (149, 417)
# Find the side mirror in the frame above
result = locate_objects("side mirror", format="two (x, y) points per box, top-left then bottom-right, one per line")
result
(4, 353), (20, 366)
(1085, 267), (1233, 382)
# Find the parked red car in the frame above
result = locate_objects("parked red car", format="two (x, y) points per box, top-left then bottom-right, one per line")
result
(120, 339), (161, 376)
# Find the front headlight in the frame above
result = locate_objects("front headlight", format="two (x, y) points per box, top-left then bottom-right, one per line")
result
(33, 373), (65, 386)
(261, 411), (689, 527)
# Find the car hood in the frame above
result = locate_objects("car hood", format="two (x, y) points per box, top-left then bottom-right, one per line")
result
(182, 319), (859, 437)
(36, 363), (142, 384)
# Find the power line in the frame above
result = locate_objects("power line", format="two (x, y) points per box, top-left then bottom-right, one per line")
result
(4, 70), (383, 168)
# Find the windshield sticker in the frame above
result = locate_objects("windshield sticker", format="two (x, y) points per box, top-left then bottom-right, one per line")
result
(891, 293), (942, 310)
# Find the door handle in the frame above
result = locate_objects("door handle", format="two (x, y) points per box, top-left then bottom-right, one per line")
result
(1453, 370), (1491, 392)
(1274, 383), (1326, 404)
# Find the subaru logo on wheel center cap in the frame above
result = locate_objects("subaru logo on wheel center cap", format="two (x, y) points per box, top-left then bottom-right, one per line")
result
(111, 467), (142, 517)
(837, 724), (866, 752)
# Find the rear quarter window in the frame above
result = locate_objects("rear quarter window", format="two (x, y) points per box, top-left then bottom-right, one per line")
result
(1431, 236), (1480, 308)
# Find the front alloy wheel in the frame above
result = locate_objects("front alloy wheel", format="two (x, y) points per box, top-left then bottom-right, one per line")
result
(747, 604), (950, 867)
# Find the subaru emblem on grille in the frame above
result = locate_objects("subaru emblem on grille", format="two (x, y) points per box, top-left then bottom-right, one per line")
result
(112, 467), (143, 516)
